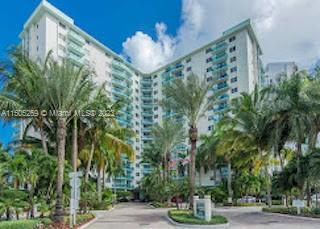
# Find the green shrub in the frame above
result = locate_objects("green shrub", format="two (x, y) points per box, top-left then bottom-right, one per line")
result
(236, 202), (265, 207)
(64, 213), (95, 225)
(210, 187), (227, 203)
(168, 209), (228, 225)
(0, 218), (52, 229)
(272, 200), (283, 205)
(262, 207), (320, 218)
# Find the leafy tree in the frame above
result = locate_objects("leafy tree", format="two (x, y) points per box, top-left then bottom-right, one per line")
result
(162, 73), (224, 208)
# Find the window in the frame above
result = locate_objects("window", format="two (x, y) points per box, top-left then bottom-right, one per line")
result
(154, 106), (158, 111)
(136, 155), (141, 159)
(153, 74), (158, 79)
(206, 57), (212, 63)
(154, 115), (159, 119)
(231, 87), (238, 93)
(59, 22), (66, 29)
(135, 97), (139, 101)
(135, 89), (139, 93)
(135, 121), (139, 125)
(135, 105), (139, 109)
(36, 46), (39, 52)
(186, 66), (192, 72)
(136, 164), (140, 168)
(207, 77), (212, 82)
(36, 24), (39, 29)
(229, 46), (236, 53)
(136, 173), (140, 177)
(231, 77), (237, 83)
(154, 90), (158, 95)
(36, 35), (39, 40)
(135, 146), (140, 151)
(206, 67), (212, 72)
(135, 130), (139, 134)
(153, 82), (158, 86)
(135, 113), (139, 117)
(229, 36), (236, 42)
(205, 48), (212, 53)
(208, 125), (213, 131)
(230, 66), (237, 73)
(186, 57), (191, 63)
(230, 56), (236, 63)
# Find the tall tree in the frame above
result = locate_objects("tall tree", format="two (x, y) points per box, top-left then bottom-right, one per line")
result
(44, 58), (94, 222)
(161, 73), (224, 208)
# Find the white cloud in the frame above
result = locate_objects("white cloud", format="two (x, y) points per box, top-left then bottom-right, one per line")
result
(122, 22), (176, 72)
(122, 0), (320, 72)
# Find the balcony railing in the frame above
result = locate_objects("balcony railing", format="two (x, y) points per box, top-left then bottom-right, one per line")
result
(67, 30), (85, 46)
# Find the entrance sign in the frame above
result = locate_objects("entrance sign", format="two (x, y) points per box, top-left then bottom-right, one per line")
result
(193, 195), (212, 222)
(293, 199), (304, 215)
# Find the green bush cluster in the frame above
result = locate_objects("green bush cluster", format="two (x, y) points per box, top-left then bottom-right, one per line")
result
(0, 218), (52, 229)
(64, 213), (95, 225)
(262, 207), (320, 218)
(168, 209), (228, 225)
(235, 202), (265, 207)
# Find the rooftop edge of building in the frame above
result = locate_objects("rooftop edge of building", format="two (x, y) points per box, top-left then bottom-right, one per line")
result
(20, 0), (262, 76)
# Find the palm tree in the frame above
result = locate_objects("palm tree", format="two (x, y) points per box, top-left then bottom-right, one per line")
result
(272, 73), (311, 199)
(161, 73), (225, 208)
(0, 48), (52, 154)
(151, 119), (185, 181)
(229, 86), (274, 206)
(94, 127), (134, 203)
(44, 58), (94, 222)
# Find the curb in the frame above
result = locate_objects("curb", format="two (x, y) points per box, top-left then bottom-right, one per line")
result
(78, 207), (115, 229)
(78, 217), (98, 229)
(262, 212), (320, 222)
(165, 215), (229, 228)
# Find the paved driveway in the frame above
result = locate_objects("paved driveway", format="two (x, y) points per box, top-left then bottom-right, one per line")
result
(214, 206), (319, 229)
(87, 203), (175, 229)
(87, 203), (320, 229)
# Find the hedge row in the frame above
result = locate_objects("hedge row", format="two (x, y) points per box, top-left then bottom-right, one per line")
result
(263, 207), (320, 218)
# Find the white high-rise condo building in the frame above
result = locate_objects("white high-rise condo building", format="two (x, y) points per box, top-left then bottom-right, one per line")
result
(263, 62), (298, 86)
(20, 0), (263, 189)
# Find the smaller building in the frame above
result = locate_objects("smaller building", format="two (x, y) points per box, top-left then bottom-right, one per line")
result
(263, 62), (298, 86)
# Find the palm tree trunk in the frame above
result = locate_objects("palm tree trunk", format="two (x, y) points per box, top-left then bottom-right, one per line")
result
(40, 126), (48, 155)
(53, 117), (67, 223)
(227, 160), (233, 204)
(71, 118), (78, 172)
(97, 167), (102, 203)
(188, 125), (197, 209)
(258, 146), (272, 207)
(164, 153), (168, 182)
(296, 142), (304, 200)
(85, 140), (96, 184)
(84, 138), (95, 212)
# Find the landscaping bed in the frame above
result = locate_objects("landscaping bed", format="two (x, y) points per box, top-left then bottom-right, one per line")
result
(263, 207), (320, 218)
(168, 209), (228, 225)
(0, 218), (52, 229)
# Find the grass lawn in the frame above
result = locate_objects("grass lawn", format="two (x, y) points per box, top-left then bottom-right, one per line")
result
(0, 218), (52, 229)
(168, 209), (228, 225)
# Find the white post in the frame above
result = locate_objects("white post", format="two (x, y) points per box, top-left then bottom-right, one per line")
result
(204, 195), (212, 222)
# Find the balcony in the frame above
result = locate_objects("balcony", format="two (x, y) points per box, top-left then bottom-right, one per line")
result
(67, 42), (85, 57)
(67, 30), (85, 46)
(142, 136), (153, 141)
(142, 112), (153, 117)
(212, 53), (227, 64)
(141, 103), (153, 109)
(213, 64), (228, 74)
(67, 52), (83, 66)
(112, 78), (130, 89)
(211, 42), (227, 54)
(142, 119), (153, 125)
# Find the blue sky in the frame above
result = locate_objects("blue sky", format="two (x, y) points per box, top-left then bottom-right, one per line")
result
(0, 0), (181, 146)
